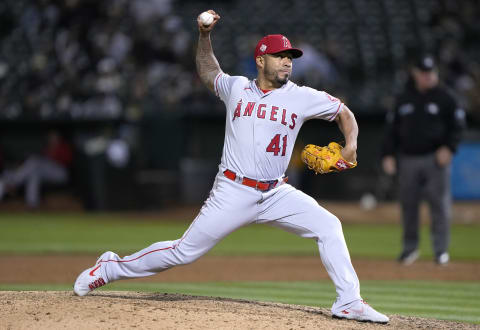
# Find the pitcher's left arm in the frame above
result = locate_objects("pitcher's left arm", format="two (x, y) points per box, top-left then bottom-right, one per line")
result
(335, 105), (358, 163)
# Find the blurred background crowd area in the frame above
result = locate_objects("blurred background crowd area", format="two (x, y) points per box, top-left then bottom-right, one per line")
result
(0, 0), (480, 121)
(0, 0), (480, 210)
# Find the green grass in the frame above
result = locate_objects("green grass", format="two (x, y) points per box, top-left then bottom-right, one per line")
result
(1, 281), (479, 323)
(0, 213), (478, 260)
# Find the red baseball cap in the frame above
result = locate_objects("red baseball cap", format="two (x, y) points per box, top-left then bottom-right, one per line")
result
(254, 34), (303, 59)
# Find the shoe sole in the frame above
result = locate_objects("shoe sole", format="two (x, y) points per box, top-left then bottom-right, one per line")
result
(332, 315), (389, 324)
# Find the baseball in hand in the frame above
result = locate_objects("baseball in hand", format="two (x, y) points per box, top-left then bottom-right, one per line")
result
(199, 11), (214, 26)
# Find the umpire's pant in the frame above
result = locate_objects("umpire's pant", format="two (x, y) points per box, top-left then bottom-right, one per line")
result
(398, 153), (452, 256)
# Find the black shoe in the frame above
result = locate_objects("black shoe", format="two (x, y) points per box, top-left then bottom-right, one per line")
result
(397, 250), (419, 265)
(435, 252), (449, 265)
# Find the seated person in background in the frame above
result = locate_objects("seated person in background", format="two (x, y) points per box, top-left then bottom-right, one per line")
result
(0, 130), (73, 208)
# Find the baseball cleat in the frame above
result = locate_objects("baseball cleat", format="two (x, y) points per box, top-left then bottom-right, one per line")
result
(73, 251), (115, 296)
(332, 300), (389, 324)
(397, 249), (419, 265)
(435, 252), (449, 265)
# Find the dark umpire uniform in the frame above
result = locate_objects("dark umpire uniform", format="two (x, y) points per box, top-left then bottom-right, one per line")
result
(381, 55), (466, 265)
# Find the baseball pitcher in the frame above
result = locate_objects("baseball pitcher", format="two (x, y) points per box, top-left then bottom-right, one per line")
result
(74, 10), (389, 324)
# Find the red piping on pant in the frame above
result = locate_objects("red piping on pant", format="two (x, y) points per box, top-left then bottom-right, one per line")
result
(98, 246), (174, 263)
(98, 213), (201, 264)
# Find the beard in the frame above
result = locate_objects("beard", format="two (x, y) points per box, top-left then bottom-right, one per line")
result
(275, 72), (290, 85)
(264, 64), (290, 87)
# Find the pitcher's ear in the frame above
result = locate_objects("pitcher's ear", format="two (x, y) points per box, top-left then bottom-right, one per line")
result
(255, 56), (264, 68)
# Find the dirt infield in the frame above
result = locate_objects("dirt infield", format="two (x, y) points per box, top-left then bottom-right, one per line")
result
(1, 255), (480, 284)
(1, 291), (479, 330)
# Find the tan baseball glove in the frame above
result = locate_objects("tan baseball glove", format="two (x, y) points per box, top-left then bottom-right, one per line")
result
(301, 142), (357, 174)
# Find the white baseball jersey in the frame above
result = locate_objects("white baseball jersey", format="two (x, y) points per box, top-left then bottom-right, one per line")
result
(214, 72), (343, 180)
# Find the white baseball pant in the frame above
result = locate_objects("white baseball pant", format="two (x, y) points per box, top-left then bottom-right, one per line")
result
(100, 170), (361, 313)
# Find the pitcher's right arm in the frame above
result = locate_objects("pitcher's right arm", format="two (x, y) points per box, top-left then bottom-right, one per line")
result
(196, 10), (222, 92)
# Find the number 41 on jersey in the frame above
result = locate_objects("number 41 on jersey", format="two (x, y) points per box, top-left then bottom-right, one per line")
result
(266, 134), (287, 156)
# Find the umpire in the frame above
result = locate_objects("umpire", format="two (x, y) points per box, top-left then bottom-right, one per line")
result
(381, 54), (466, 266)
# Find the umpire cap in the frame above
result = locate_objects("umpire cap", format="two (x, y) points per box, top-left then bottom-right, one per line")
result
(414, 54), (437, 72)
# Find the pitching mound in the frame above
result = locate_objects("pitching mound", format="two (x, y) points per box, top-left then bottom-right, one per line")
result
(1, 291), (477, 330)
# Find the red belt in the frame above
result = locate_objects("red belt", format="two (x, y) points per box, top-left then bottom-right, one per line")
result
(223, 169), (288, 192)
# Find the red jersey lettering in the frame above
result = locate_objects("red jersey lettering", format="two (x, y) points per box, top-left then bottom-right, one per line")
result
(281, 109), (288, 126)
(243, 102), (256, 116)
(270, 106), (278, 121)
(289, 113), (297, 129)
(257, 104), (266, 119)
(233, 100), (242, 121)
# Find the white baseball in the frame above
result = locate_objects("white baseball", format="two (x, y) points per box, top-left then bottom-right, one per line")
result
(199, 11), (214, 26)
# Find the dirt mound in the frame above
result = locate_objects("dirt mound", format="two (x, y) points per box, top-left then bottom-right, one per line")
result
(1, 291), (477, 330)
